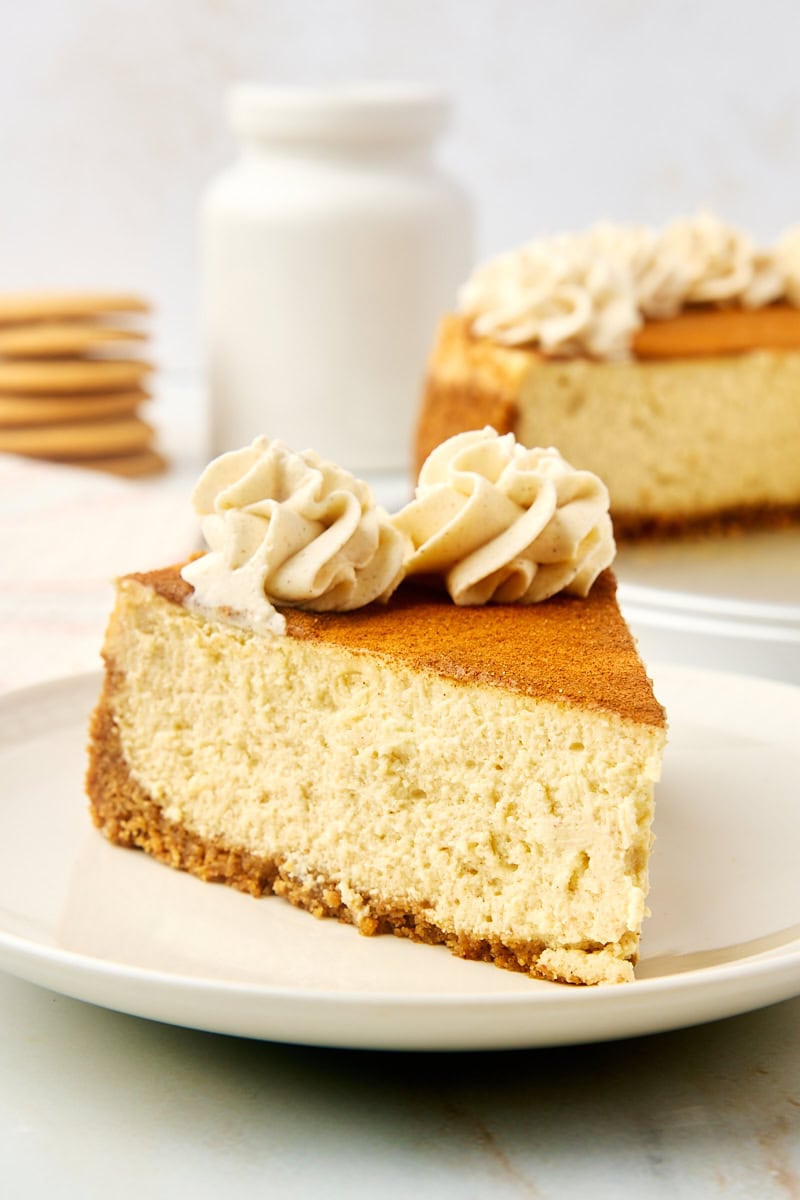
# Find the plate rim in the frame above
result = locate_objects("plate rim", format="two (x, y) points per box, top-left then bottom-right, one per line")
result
(0, 918), (798, 1007)
(617, 580), (800, 628)
(614, 524), (800, 626)
(0, 922), (798, 1052)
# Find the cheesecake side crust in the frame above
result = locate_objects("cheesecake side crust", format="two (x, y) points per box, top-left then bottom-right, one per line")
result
(600, 499), (800, 540)
(414, 314), (527, 469)
(87, 673), (635, 986)
(414, 374), (517, 476)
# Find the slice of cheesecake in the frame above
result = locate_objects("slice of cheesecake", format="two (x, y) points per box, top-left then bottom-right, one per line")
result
(417, 309), (800, 538)
(87, 563), (666, 986)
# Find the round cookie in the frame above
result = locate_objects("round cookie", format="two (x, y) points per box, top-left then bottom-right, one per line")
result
(0, 415), (154, 460)
(0, 322), (146, 359)
(0, 293), (149, 326)
(0, 391), (148, 428)
(80, 448), (168, 478)
(0, 358), (151, 394)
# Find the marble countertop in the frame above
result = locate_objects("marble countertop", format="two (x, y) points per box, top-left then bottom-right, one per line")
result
(1, 380), (798, 1197)
(1, 967), (798, 1198)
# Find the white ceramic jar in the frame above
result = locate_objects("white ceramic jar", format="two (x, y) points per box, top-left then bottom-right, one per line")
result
(202, 83), (473, 476)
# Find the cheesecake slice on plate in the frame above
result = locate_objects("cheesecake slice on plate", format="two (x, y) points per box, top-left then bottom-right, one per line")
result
(87, 431), (666, 985)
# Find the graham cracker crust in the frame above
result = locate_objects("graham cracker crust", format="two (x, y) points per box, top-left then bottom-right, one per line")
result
(607, 503), (800, 541)
(86, 675), (626, 986)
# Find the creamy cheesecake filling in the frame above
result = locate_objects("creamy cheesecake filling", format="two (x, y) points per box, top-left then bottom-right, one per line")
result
(102, 578), (664, 983)
(514, 351), (800, 522)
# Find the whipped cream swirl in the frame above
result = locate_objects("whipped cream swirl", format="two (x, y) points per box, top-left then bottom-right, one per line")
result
(460, 212), (791, 358)
(391, 428), (615, 605)
(775, 224), (800, 306)
(657, 212), (784, 309)
(459, 232), (640, 360)
(181, 437), (408, 635)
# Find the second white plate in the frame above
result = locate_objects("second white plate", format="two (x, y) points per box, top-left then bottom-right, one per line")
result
(0, 665), (798, 1051)
(615, 525), (800, 622)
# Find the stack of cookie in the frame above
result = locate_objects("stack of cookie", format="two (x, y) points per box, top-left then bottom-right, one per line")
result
(0, 293), (166, 477)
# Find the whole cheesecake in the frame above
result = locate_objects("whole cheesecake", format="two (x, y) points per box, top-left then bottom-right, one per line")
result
(416, 215), (800, 537)
(86, 433), (666, 986)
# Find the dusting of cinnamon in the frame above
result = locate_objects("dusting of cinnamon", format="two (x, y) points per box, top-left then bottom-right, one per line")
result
(130, 563), (666, 729)
(632, 303), (800, 359)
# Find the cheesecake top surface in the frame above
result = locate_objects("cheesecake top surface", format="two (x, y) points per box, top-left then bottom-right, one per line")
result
(433, 307), (800, 378)
(130, 563), (666, 729)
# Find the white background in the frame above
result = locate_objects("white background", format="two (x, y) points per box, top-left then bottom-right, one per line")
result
(1, 0), (799, 372)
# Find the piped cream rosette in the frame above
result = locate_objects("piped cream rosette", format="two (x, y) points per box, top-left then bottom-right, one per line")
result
(776, 224), (800, 306)
(391, 427), (615, 605)
(459, 212), (790, 358)
(459, 233), (640, 360)
(657, 212), (784, 309)
(181, 436), (409, 635)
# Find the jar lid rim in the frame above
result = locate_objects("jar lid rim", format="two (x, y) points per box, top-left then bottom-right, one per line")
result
(228, 82), (452, 142)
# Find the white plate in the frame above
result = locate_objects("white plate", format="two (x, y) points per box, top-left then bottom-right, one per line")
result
(619, 598), (800, 688)
(0, 668), (798, 1051)
(615, 528), (800, 685)
(615, 526), (800, 624)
